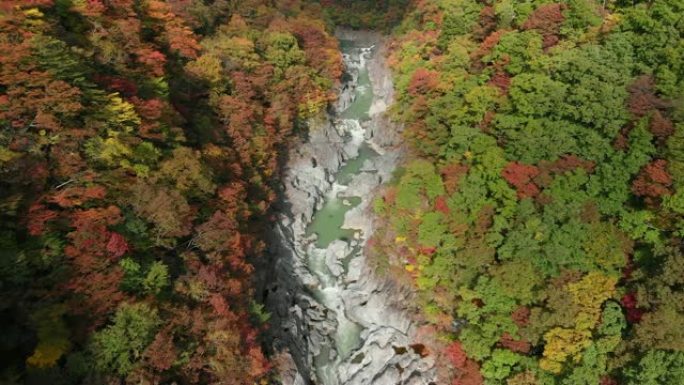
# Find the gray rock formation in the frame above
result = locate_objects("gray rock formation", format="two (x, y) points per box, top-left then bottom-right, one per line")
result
(262, 29), (437, 385)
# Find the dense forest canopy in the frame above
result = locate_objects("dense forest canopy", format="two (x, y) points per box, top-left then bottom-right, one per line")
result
(1, 0), (683, 384)
(371, 0), (684, 384)
(0, 1), (344, 383)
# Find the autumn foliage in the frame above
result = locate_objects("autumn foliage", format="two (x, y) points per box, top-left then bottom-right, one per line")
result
(0, 0), (342, 383)
(522, 3), (566, 49)
(373, 0), (684, 384)
(502, 162), (541, 199)
(632, 159), (673, 201)
(408, 68), (440, 96)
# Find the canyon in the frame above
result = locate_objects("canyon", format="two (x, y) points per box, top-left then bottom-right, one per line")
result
(261, 30), (437, 385)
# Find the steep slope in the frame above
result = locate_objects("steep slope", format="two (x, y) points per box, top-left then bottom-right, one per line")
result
(372, 1), (684, 384)
(264, 30), (436, 385)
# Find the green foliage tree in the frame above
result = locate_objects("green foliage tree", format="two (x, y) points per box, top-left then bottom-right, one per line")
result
(91, 303), (161, 376)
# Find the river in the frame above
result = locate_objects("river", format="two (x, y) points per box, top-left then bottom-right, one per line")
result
(264, 31), (437, 385)
(306, 42), (378, 384)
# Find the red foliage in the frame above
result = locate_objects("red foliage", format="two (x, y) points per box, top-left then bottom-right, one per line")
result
(94, 75), (138, 96)
(289, 18), (343, 81)
(136, 48), (168, 77)
(50, 185), (107, 208)
(542, 34), (560, 49)
(512, 306), (531, 327)
(209, 294), (230, 317)
(408, 68), (440, 96)
(106, 232), (129, 259)
(419, 246), (437, 256)
(621, 293), (644, 323)
(384, 187), (397, 206)
(0, 0), (53, 13)
(628, 76), (668, 117)
(64, 206), (126, 324)
(551, 155), (595, 173)
(536, 154), (596, 187)
(632, 159), (673, 201)
(475, 205), (495, 234)
(499, 332), (531, 353)
(454, 359), (484, 385)
(444, 341), (467, 368)
(145, 330), (177, 371)
(435, 195), (450, 214)
(522, 3), (566, 49)
(600, 377), (619, 385)
(146, 1), (200, 59)
(649, 110), (674, 140)
(472, 6), (497, 41)
(488, 72), (511, 94)
(133, 97), (165, 121)
(613, 125), (632, 151)
(502, 162), (541, 199)
(410, 94), (430, 116)
(26, 203), (58, 236)
(471, 30), (505, 65)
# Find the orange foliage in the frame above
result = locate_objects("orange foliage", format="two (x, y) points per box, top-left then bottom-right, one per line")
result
(440, 163), (469, 195)
(408, 68), (440, 96)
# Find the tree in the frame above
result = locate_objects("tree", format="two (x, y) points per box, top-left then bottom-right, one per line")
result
(502, 162), (540, 199)
(481, 349), (521, 383)
(408, 68), (440, 96)
(128, 182), (194, 244)
(26, 305), (71, 368)
(521, 3), (566, 48)
(632, 159), (673, 202)
(623, 350), (684, 385)
(159, 147), (216, 195)
(91, 303), (161, 376)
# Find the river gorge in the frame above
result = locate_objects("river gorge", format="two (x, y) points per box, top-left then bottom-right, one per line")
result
(260, 30), (438, 385)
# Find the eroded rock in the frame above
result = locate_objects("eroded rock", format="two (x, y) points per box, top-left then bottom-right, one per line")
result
(261, 29), (437, 385)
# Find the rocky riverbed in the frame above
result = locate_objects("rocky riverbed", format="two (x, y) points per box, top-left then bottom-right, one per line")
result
(261, 30), (437, 385)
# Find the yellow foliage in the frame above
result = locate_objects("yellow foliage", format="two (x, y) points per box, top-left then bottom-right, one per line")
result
(568, 272), (617, 329)
(22, 8), (45, 29)
(541, 272), (617, 373)
(26, 306), (71, 368)
(395, 236), (407, 244)
(539, 328), (591, 374)
(405, 264), (415, 272)
(203, 143), (224, 158)
(27, 340), (71, 368)
(0, 147), (19, 164)
(104, 93), (141, 133)
(186, 54), (223, 85)
(23, 8), (44, 18)
(298, 91), (327, 119)
(101, 137), (132, 164)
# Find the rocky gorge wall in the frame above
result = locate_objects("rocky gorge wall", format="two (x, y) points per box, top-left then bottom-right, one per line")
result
(259, 30), (437, 385)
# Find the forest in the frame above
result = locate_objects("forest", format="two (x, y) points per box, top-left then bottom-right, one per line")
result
(0, 0), (683, 385)
(0, 0), (344, 383)
(371, 0), (684, 384)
